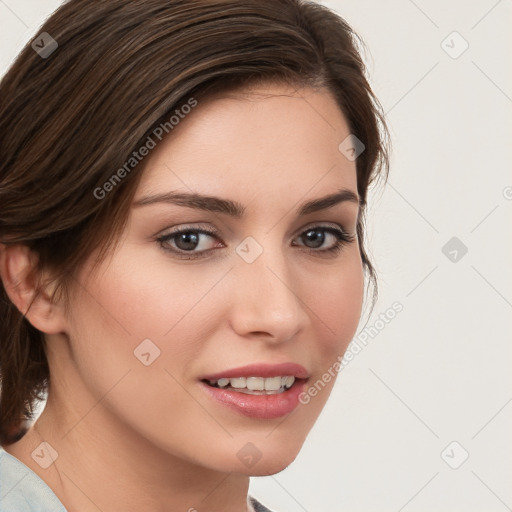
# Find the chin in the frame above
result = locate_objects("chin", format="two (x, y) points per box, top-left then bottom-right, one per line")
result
(247, 457), (297, 476)
(230, 438), (304, 476)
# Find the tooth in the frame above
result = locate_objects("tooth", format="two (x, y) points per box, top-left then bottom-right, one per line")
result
(210, 375), (296, 392)
(230, 377), (247, 388)
(246, 377), (265, 391)
(284, 376), (295, 388)
(264, 377), (283, 391)
(217, 378), (230, 388)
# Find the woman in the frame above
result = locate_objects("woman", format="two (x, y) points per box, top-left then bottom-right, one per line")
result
(0, 0), (389, 510)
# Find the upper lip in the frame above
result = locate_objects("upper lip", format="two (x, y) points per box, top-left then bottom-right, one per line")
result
(200, 363), (310, 381)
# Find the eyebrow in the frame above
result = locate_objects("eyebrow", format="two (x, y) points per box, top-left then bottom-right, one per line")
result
(133, 187), (360, 217)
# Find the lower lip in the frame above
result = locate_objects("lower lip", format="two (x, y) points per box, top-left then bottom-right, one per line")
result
(200, 380), (307, 419)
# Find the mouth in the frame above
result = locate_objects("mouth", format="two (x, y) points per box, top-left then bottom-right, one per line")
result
(198, 362), (310, 419)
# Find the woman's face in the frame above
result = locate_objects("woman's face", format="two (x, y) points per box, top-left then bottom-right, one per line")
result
(59, 82), (364, 475)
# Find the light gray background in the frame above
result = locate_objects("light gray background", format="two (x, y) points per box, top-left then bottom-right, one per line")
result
(1, 1), (511, 511)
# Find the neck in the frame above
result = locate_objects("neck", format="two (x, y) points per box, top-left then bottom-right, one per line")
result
(5, 395), (253, 512)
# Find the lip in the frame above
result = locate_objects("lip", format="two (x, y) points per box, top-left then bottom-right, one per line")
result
(199, 363), (310, 419)
(199, 362), (310, 381)
(200, 378), (308, 419)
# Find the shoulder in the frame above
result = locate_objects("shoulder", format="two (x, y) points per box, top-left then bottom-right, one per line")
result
(0, 446), (67, 512)
(249, 494), (279, 512)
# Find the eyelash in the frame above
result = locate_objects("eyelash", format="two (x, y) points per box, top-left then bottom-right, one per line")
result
(156, 224), (356, 260)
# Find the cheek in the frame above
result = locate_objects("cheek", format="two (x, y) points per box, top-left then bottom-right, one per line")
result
(306, 249), (364, 358)
(64, 258), (220, 448)
(66, 246), (229, 403)
(76, 245), (221, 345)
(290, 251), (364, 425)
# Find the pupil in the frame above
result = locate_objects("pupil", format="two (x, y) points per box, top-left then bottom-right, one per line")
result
(177, 232), (199, 250)
(304, 229), (324, 248)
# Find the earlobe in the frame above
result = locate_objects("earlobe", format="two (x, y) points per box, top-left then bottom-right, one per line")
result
(0, 243), (67, 335)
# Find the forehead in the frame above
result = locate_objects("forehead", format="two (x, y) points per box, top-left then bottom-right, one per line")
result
(135, 83), (357, 205)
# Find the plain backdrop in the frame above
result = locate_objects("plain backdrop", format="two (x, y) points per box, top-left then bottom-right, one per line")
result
(1, 1), (511, 511)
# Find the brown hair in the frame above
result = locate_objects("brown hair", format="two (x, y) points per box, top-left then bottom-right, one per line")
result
(0, 0), (389, 446)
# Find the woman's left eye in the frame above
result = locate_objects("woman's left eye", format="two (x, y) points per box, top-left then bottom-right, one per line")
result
(292, 226), (356, 255)
(156, 225), (355, 259)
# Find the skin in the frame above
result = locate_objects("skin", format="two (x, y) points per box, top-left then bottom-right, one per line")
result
(0, 82), (364, 512)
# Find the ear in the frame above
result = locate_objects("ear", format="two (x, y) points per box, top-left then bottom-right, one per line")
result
(0, 243), (67, 334)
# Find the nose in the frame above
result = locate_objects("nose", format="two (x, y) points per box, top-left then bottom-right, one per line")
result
(228, 238), (309, 343)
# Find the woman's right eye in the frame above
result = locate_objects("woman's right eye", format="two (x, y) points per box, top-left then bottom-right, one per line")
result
(156, 227), (223, 259)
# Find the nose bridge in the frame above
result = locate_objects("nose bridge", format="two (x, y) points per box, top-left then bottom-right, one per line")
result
(230, 234), (308, 339)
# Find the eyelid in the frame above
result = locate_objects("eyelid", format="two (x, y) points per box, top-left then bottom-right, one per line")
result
(157, 222), (215, 235)
(297, 221), (352, 234)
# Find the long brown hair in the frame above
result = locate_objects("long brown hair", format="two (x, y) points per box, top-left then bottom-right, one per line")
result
(0, 0), (389, 446)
